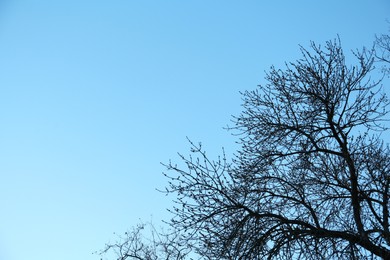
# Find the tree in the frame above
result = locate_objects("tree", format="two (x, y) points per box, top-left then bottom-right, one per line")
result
(163, 39), (390, 259)
(97, 221), (191, 260)
(99, 37), (390, 259)
(376, 30), (390, 75)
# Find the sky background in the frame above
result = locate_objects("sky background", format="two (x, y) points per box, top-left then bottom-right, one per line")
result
(0, 1), (389, 260)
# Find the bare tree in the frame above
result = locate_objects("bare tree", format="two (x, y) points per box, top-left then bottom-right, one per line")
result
(163, 39), (390, 259)
(99, 37), (390, 260)
(376, 29), (390, 75)
(97, 221), (192, 260)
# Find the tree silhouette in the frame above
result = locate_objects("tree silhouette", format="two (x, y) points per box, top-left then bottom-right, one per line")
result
(98, 221), (191, 260)
(99, 37), (390, 260)
(376, 29), (390, 75)
(163, 39), (390, 259)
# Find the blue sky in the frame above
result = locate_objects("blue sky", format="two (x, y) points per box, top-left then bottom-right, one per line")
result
(0, 1), (389, 260)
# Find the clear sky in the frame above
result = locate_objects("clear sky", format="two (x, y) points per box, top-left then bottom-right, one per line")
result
(0, 1), (389, 260)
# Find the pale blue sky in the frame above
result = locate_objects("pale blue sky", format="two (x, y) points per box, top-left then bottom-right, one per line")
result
(0, 1), (389, 260)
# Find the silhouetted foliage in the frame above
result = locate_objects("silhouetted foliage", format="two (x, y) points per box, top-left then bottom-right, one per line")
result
(376, 29), (390, 75)
(98, 221), (191, 260)
(163, 39), (390, 259)
(100, 37), (390, 259)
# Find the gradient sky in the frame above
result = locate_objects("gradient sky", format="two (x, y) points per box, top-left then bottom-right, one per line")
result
(0, 1), (389, 260)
